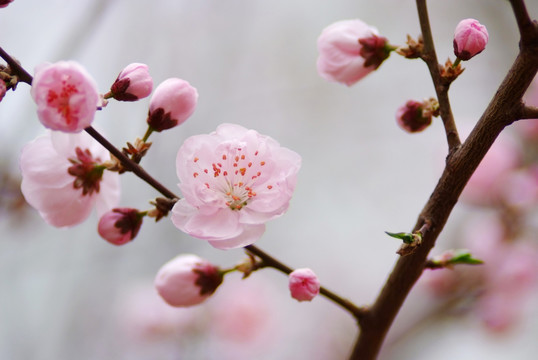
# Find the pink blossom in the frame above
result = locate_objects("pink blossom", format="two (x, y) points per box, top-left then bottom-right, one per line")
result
(170, 123), (301, 249)
(289, 268), (320, 302)
(461, 133), (522, 206)
(19, 130), (120, 227)
(155, 254), (223, 307)
(98, 208), (143, 245)
(109, 63), (153, 101)
(31, 61), (99, 133)
(0, 0), (13, 8)
(499, 167), (538, 208)
(147, 78), (198, 132)
(395, 100), (432, 133)
(317, 19), (391, 86)
(453, 19), (489, 61)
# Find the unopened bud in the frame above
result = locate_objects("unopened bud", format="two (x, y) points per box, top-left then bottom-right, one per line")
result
(289, 268), (320, 302)
(453, 19), (488, 61)
(109, 63), (153, 101)
(98, 208), (144, 245)
(146, 78), (198, 132)
(155, 254), (223, 307)
(395, 99), (434, 133)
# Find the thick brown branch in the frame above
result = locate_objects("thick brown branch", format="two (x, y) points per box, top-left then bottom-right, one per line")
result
(416, 0), (461, 152)
(349, 9), (538, 360)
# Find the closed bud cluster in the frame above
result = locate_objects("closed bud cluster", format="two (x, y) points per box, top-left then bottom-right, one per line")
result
(98, 208), (144, 246)
(155, 254), (223, 307)
(146, 78), (198, 132)
(109, 63), (153, 101)
(453, 18), (488, 61)
(288, 268), (320, 302)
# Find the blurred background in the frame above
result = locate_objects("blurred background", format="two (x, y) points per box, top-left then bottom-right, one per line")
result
(1, 0), (537, 359)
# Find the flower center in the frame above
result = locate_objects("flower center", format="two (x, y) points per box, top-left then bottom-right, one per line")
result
(191, 145), (272, 210)
(67, 147), (104, 196)
(46, 78), (79, 124)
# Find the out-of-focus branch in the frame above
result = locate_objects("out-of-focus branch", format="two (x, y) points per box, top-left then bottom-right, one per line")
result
(415, 0), (460, 153)
(348, 1), (538, 359)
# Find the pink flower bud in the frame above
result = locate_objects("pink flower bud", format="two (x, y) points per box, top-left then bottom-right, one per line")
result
(147, 78), (198, 132)
(109, 63), (153, 101)
(288, 268), (320, 302)
(453, 19), (488, 61)
(98, 208), (143, 245)
(30, 61), (99, 133)
(395, 100), (432, 133)
(0, 79), (6, 102)
(0, 0), (13, 8)
(155, 254), (223, 307)
(317, 19), (391, 86)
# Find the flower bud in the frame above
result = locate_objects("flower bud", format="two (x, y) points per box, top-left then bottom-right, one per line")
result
(453, 19), (488, 61)
(109, 63), (153, 101)
(30, 61), (99, 133)
(0, 79), (6, 102)
(288, 268), (320, 302)
(155, 254), (223, 307)
(98, 208), (143, 245)
(317, 19), (392, 86)
(147, 78), (198, 132)
(0, 0), (14, 8)
(395, 100), (433, 133)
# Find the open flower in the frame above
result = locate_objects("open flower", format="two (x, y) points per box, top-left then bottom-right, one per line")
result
(155, 254), (223, 307)
(317, 19), (391, 86)
(31, 61), (99, 133)
(171, 123), (301, 249)
(109, 63), (153, 101)
(20, 130), (120, 227)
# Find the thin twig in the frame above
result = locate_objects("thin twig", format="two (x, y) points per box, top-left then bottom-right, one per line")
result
(416, 0), (461, 153)
(245, 245), (367, 320)
(0, 46), (33, 85)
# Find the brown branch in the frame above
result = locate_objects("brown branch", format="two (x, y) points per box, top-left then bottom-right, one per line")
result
(519, 105), (538, 119)
(416, 0), (461, 152)
(348, 2), (538, 360)
(0, 46), (33, 85)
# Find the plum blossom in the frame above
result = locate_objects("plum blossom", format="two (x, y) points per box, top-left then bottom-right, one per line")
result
(453, 19), (489, 61)
(155, 254), (223, 307)
(98, 208), (144, 245)
(170, 123), (301, 249)
(289, 268), (321, 302)
(317, 19), (391, 86)
(147, 78), (198, 132)
(109, 63), (153, 101)
(19, 130), (120, 227)
(31, 61), (100, 133)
